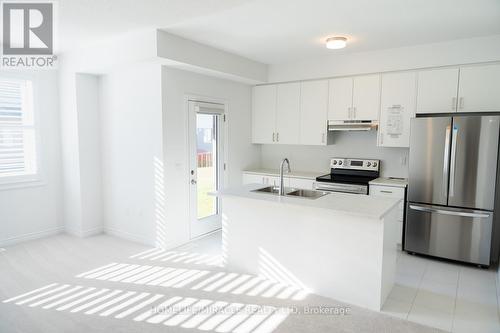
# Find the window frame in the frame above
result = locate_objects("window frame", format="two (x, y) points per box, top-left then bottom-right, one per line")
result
(0, 72), (44, 190)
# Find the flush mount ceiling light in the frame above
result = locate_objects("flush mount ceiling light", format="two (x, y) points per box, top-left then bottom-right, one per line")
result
(326, 36), (347, 49)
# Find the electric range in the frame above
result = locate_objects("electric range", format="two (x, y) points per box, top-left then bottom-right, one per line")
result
(314, 158), (380, 195)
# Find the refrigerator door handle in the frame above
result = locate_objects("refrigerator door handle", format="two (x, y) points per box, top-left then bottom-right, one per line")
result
(442, 125), (451, 198)
(409, 204), (491, 218)
(449, 125), (458, 197)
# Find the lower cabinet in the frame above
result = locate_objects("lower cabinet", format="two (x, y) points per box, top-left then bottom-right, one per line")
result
(242, 172), (313, 189)
(369, 184), (406, 246)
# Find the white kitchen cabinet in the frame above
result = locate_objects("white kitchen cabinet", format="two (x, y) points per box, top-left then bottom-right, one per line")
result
(457, 64), (500, 112)
(370, 184), (406, 245)
(328, 77), (352, 120)
(242, 173), (290, 187)
(289, 177), (315, 190)
(276, 82), (300, 144)
(252, 85), (276, 144)
(299, 80), (329, 145)
(352, 74), (381, 120)
(328, 75), (380, 121)
(378, 72), (417, 148)
(416, 67), (459, 114)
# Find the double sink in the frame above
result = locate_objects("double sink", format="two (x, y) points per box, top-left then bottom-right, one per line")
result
(251, 186), (330, 200)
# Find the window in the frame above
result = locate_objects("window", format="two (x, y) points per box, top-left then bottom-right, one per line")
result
(0, 78), (38, 184)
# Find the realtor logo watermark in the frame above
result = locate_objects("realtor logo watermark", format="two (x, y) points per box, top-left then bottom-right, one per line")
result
(1, 1), (57, 68)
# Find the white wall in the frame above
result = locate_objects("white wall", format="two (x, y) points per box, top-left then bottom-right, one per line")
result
(75, 74), (103, 235)
(0, 71), (63, 246)
(261, 131), (408, 178)
(100, 64), (163, 245)
(161, 67), (260, 248)
(268, 35), (500, 82)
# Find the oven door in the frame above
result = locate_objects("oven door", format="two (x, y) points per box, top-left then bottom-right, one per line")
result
(314, 182), (368, 195)
(405, 203), (493, 265)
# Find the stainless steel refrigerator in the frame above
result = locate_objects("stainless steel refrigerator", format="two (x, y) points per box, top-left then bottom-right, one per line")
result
(406, 115), (500, 266)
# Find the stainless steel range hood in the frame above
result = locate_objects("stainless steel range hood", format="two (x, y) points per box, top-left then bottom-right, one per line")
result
(328, 120), (378, 131)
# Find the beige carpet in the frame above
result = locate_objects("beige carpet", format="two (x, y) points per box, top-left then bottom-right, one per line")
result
(0, 233), (442, 333)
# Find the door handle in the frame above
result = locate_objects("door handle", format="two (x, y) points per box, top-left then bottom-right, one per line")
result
(449, 125), (458, 197)
(191, 179), (197, 185)
(409, 204), (490, 218)
(442, 125), (451, 198)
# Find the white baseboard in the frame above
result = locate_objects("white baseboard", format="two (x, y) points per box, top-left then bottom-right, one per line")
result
(104, 227), (153, 246)
(66, 226), (104, 238)
(0, 226), (64, 247)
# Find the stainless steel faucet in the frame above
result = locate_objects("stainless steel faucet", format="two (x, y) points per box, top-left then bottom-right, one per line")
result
(279, 158), (291, 196)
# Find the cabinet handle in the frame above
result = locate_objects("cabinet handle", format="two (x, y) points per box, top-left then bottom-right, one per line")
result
(347, 107), (352, 119)
(451, 97), (457, 111)
(276, 132), (279, 142)
(272, 132), (275, 142)
(353, 107), (357, 119)
(380, 190), (393, 194)
(459, 97), (464, 110)
(321, 133), (325, 143)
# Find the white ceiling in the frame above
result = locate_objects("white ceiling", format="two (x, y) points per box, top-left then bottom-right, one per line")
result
(59, 0), (500, 64)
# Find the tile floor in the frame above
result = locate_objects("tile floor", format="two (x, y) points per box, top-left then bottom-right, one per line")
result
(382, 251), (500, 332)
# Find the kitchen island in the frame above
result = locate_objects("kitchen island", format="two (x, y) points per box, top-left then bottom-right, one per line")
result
(218, 184), (401, 311)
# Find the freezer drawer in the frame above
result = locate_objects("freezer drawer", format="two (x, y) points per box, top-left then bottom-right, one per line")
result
(405, 203), (493, 265)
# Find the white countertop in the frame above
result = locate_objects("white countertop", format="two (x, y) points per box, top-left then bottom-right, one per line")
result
(243, 168), (321, 180)
(217, 184), (401, 220)
(369, 177), (408, 188)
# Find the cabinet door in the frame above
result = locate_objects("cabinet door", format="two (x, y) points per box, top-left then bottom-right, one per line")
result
(276, 83), (300, 144)
(328, 77), (353, 120)
(300, 80), (329, 145)
(416, 68), (459, 114)
(252, 85), (276, 144)
(352, 74), (381, 120)
(242, 173), (265, 185)
(289, 178), (314, 190)
(378, 72), (416, 147)
(458, 64), (500, 112)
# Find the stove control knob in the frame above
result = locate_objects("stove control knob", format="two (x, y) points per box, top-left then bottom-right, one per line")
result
(366, 162), (371, 167)
(338, 160), (343, 165)
(373, 162), (378, 167)
(333, 160), (337, 165)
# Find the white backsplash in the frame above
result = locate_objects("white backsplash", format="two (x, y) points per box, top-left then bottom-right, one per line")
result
(260, 131), (409, 178)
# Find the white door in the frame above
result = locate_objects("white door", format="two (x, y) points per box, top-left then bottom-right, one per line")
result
(252, 85), (276, 144)
(328, 77), (353, 120)
(416, 67), (459, 114)
(189, 101), (225, 239)
(276, 82), (300, 144)
(458, 64), (500, 112)
(352, 74), (381, 120)
(300, 80), (329, 145)
(378, 72), (416, 147)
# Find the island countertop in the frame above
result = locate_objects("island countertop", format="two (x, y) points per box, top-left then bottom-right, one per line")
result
(216, 184), (401, 220)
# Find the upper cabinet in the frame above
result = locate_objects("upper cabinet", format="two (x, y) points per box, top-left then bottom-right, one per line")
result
(378, 72), (417, 148)
(252, 81), (330, 145)
(300, 80), (329, 145)
(252, 85), (276, 144)
(416, 67), (459, 114)
(417, 64), (500, 114)
(328, 77), (352, 120)
(352, 75), (381, 120)
(276, 83), (301, 144)
(252, 62), (500, 146)
(457, 64), (500, 112)
(328, 74), (380, 121)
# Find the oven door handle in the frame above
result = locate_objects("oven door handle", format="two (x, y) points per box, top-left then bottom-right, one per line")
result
(314, 182), (367, 194)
